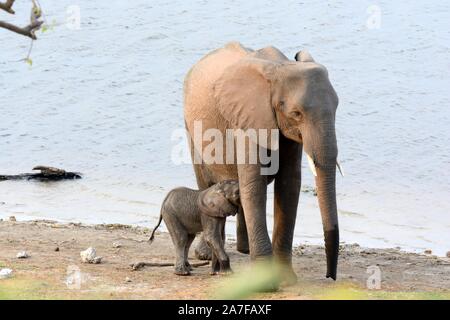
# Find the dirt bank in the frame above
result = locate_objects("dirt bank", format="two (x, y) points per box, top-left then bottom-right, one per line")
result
(0, 220), (449, 299)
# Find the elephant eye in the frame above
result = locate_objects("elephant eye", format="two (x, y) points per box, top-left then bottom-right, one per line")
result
(290, 111), (303, 119)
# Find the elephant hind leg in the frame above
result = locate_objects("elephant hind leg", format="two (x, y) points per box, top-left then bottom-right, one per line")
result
(164, 212), (191, 276)
(191, 162), (214, 260)
(236, 206), (250, 254)
(185, 234), (196, 271)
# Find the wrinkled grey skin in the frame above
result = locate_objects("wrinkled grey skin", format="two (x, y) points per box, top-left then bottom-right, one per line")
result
(149, 180), (239, 276)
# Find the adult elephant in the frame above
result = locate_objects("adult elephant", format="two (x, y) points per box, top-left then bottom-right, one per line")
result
(184, 42), (341, 282)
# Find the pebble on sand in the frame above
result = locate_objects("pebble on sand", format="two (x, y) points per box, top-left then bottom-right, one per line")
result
(125, 277), (132, 283)
(424, 249), (432, 254)
(16, 251), (30, 259)
(0, 268), (13, 279)
(446, 251), (450, 258)
(80, 247), (102, 264)
(112, 242), (122, 248)
(9, 216), (16, 222)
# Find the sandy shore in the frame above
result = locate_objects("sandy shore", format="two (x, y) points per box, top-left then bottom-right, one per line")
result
(0, 219), (449, 300)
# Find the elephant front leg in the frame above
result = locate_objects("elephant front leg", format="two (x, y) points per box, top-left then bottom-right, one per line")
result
(273, 136), (302, 284)
(205, 219), (232, 275)
(210, 253), (221, 275)
(237, 163), (272, 259)
(209, 246), (232, 275)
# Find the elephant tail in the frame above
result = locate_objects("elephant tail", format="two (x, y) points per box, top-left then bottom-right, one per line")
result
(148, 192), (171, 243)
(148, 213), (163, 244)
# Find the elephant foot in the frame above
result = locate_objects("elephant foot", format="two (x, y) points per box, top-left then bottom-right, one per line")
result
(185, 261), (194, 271)
(238, 257), (280, 292)
(259, 282), (280, 293)
(195, 239), (212, 261)
(210, 269), (233, 276)
(279, 266), (298, 286)
(174, 264), (191, 276)
(236, 244), (250, 254)
(219, 268), (233, 276)
(273, 256), (298, 286)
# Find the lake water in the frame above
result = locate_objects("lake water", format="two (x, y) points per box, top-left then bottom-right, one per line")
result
(1, 0), (449, 255)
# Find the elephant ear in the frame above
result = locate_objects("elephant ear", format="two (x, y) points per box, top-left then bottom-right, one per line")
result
(294, 50), (315, 62)
(213, 59), (279, 150)
(198, 187), (227, 218)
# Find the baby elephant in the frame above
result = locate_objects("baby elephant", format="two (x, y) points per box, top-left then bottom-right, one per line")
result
(149, 180), (239, 276)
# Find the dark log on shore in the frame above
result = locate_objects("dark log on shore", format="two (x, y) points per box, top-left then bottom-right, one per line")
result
(130, 261), (209, 271)
(0, 166), (82, 181)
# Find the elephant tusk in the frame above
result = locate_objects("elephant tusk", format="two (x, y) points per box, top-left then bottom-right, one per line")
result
(306, 153), (317, 177)
(336, 160), (345, 177)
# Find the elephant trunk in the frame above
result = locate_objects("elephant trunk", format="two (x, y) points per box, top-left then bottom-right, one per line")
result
(303, 123), (339, 280)
(315, 165), (339, 280)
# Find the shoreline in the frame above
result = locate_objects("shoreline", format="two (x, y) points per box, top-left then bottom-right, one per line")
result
(2, 213), (446, 259)
(1, 219), (449, 299)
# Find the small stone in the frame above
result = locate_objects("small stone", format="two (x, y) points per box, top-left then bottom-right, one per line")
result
(446, 251), (450, 258)
(424, 249), (432, 254)
(0, 268), (13, 279)
(112, 242), (122, 248)
(80, 247), (102, 264)
(92, 256), (102, 264)
(125, 277), (132, 283)
(54, 247), (60, 252)
(16, 251), (30, 259)
(9, 216), (16, 222)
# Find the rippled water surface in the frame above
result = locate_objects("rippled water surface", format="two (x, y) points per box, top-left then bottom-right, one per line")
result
(1, 1), (449, 255)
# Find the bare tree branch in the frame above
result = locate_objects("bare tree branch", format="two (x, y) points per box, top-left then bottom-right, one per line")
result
(0, 0), (43, 39)
(0, 0), (15, 14)
(0, 19), (43, 39)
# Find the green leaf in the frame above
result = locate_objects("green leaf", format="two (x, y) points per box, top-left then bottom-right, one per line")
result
(25, 58), (33, 66)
